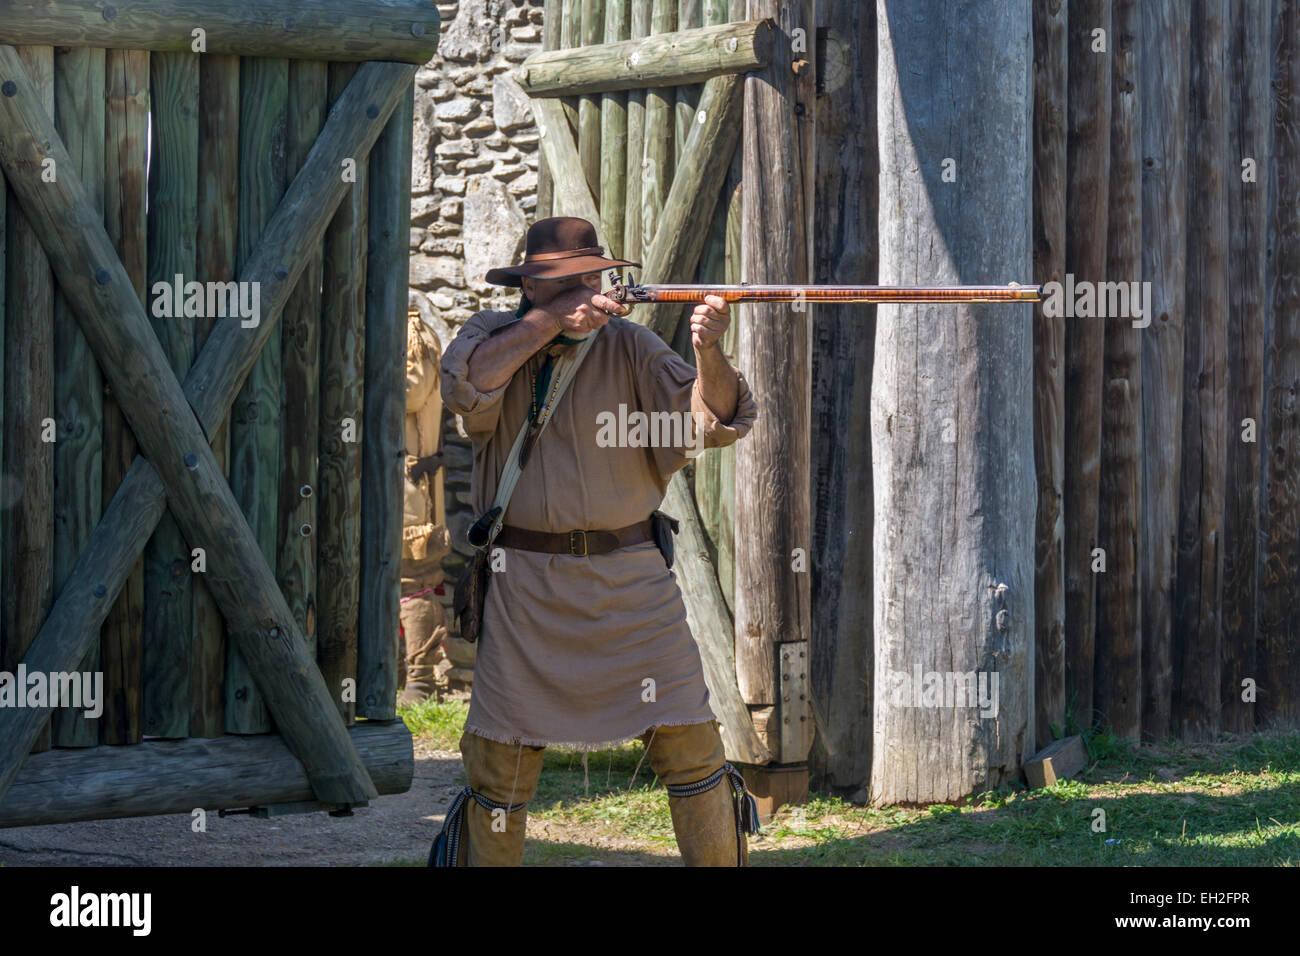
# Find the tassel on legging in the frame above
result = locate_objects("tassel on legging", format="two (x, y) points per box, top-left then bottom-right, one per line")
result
(664, 761), (762, 867)
(428, 786), (528, 867)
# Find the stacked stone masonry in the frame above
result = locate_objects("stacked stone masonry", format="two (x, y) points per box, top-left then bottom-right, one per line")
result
(409, 0), (546, 643)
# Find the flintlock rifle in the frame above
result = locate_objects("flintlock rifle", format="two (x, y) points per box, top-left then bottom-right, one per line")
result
(605, 279), (1042, 305)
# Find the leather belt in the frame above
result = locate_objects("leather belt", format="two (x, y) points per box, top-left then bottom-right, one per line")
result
(494, 518), (655, 557)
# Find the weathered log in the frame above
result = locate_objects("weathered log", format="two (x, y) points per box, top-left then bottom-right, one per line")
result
(675, 0), (703, 165)
(808, 0), (875, 796)
(1063, 0), (1111, 728)
(0, 53), (415, 809)
(1174, 0), (1228, 741)
(317, 62), (369, 724)
(600, 0), (630, 258)
(1139, 0), (1188, 740)
(227, 56), (289, 735)
(191, 53), (240, 739)
(1, 46), (54, 756)
(100, 48), (149, 747)
(0, 721), (412, 829)
(1257, 0), (1300, 729)
(533, 96), (612, 251)
(518, 18), (773, 96)
(578, 0), (604, 201)
(1031, 0), (1067, 753)
(1094, 0), (1143, 741)
(871, 0), (1035, 803)
(536, 0), (563, 220)
(622, 0), (652, 262)
(143, 50), (199, 740)
(561, 0), (583, 134)
(642, 0), (677, 254)
(278, 60), (329, 663)
(1221, 0), (1271, 733)
(736, 0), (813, 761)
(0, 0), (440, 63)
(51, 46), (106, 748)
(357, 82), (414, 721)
(639, 72), (743, 339)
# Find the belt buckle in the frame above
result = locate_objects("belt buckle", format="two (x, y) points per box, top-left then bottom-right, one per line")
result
(569, 530), (588, 557)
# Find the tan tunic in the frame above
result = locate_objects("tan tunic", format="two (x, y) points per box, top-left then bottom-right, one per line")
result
(441, 309), (758, 749)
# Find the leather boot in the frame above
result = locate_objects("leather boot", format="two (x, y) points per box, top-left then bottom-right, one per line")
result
(397, 593), (447, 706)
(641, 720), (761, 866)
(429, 731), (545, 866)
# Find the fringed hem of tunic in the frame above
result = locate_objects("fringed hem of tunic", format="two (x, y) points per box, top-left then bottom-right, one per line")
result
(463, 716), (718, 753)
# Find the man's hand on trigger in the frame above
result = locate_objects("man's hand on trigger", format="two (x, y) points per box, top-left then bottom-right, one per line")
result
(535, 285), (630, 335)
(691, 294), (730, 350)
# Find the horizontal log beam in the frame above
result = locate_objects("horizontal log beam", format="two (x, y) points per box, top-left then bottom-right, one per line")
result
(0, 51), (413, 809)
(0, 1), (440, 63)
(0, 721), (412, 828)
(518, 19), (773, 96)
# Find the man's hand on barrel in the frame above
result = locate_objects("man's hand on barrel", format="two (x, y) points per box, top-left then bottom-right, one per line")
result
(690, 295), (730, 350)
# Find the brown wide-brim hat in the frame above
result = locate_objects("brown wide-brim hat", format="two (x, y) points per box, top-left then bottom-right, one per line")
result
(484, 216), (640, 287)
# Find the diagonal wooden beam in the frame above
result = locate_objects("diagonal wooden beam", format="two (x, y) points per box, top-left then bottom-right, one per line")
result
(0, 52), (414, 809)
(532, 95), (611, 252)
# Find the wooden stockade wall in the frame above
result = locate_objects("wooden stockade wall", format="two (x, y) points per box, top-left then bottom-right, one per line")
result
(0, 0), (437, 828)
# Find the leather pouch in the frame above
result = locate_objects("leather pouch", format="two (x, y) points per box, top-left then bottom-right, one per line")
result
(650, 510), (680, 569)
(453, 547), (489, 644)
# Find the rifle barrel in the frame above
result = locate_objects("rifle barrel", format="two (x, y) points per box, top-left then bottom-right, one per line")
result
(610, 283), (1041, 304)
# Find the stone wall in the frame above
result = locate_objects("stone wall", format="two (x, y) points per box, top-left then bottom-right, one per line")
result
(409, 0), (546, 638)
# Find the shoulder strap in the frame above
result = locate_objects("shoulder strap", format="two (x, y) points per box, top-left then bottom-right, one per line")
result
(469, 329), (598, 549)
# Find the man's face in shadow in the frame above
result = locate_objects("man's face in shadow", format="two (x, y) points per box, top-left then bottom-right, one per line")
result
(521, 271), (602, 307)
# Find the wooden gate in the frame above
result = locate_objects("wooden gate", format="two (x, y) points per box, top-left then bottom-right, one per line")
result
(0, 0), (438, 828)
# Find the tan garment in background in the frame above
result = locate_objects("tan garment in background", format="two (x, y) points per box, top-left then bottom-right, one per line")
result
(441, 310), (758, 749)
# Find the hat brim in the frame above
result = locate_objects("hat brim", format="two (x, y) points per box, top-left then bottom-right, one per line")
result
(484, 255), (641, 287)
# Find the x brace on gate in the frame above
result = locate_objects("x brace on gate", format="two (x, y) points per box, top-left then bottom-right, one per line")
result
(0, 49), (417, 809)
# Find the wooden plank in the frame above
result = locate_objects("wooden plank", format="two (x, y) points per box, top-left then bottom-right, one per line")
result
(1139, 0), (1188, 740)
(1094, 0), (1143, 741)
(357, 81), (414, 721)
(317, 63), (368, 725)
(578, 0), (604, 201)
(100, 48), (149, 747)
(871, 0), (1034, 802)
(1, 45), (54, 756)
(226, 55), (289, 735)
(642, 0), (677, 253)
(1221, 0), (1271, 733)
(191, 53), (240, 739)
(735, 0), (813, 746)
(1062, 0), (1111, 728)
(142, 50), (199, 739)
(0, 49), (413, 808)
(518, 18), (772, 96)
(600, 0), (629, 259)
(675, 0), (703, 165)
(50, 46), (106, 749)
(0, 0), (441, 63)
(1023, 734), (1088, 788)
(1174, 0), (1229, 740)
(808, 0), (875, 795)
(1031, 0), (1067, 751)
(537, 0), (563, 220)
(1258, 0), (1300, 729)
(278, 60), (329, 665)
(0, 721), (412, 829)
(622, 0), (651, 263)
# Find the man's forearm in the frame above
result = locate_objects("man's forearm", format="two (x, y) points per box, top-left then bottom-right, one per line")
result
(693, 341), (740, 423)
(466, 309), (561, 392)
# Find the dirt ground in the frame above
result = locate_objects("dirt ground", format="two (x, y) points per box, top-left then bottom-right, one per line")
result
(0, 739), (476, 867)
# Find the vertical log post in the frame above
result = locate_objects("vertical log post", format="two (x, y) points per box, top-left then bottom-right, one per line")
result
(1063, 0), (1111, 729)
(643, 0), (676, 252)
(675, 0), (703, 165)
(736, 0), (814, 769)
(1174, 0), (1228, 740)
(1032, 0), (1068, 751)
(1257, 0), (1299, 729)
(600, 0), (629, 258)
(143, 50), (199, 739)
(1138, 0), (1188, 741)
(1221, 0), (1271, 733)
(578, 0), (604, 200)
(871, 0), (1035, 803)
(622, 1), (651, 263)
(357, 80), (414, 720)
(537, 0), (562, 220)
(808, 0), (875, 798)
(51, 46), (106, 748)
(2, 45), (55, 754)
(1094, 0), (1143, 741)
